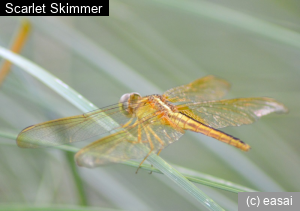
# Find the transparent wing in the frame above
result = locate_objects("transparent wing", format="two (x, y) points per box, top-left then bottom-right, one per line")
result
(163, 75), (230, 102)
(75, 117), (184, 168)
(17, 102), (143, 148)
(180, 97), (288, 129)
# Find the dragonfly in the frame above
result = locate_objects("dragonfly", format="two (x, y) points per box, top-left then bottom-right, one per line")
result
(17, 75), (288, 170)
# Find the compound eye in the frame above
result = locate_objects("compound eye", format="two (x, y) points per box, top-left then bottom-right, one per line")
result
(119, 93), (131, 104)
(119, 92), (141, 104)
(119, 92), (141, 116)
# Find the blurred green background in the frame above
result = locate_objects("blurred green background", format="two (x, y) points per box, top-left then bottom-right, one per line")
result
(0, 0), (299, 210)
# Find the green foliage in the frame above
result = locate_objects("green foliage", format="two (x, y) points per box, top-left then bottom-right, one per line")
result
(0, 1), (299, 210)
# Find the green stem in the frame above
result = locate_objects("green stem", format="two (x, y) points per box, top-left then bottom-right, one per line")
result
(64, 151), (88, 206)
(0, 47), (224, 210)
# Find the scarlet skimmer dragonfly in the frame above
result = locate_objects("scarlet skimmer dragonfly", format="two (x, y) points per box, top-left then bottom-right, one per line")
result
(17, 75), (288, 168)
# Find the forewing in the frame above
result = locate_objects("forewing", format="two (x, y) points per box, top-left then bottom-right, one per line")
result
(181, 97), (288, 129)
(17, 103), (139, 148)
(163, 75), (230, 102)
(75, 118), (184, 168)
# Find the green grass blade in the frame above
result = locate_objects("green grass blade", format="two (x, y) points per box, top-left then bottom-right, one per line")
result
(146, 154), (223, 210)
(0, 47), (224, 210)
(64, 151), (88, 206)
(1, 131), (256, 194)
(0, 205), (121, 211)
(29, 15), (286, 192)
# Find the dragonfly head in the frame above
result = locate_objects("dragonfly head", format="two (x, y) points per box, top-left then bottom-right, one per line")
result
(119, 92), (141, 117)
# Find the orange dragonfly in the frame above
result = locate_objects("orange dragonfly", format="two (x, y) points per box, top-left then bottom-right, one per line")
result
(17, 75), (288, 169)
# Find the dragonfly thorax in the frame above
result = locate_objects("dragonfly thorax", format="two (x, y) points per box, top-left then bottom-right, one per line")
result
(148, 95), (178, 114)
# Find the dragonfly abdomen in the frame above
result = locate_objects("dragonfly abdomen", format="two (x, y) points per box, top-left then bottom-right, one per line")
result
(200, 127), (251, 151)
(175, 112), (250, 151)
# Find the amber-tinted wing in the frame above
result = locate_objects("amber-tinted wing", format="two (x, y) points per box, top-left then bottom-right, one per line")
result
(17, 102), (143, 148)
(163, 75), (230, 102)
(75, 118), (184, 168)
(179, 97), (288, 129)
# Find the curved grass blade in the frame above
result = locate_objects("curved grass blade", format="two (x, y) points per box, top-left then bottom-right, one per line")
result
(0, 47), (224, 210)
(1, 131), (256, 194)
(0, 204), (121, 211)
(0, 20), (31, 86)
(29, 16), (287, 192)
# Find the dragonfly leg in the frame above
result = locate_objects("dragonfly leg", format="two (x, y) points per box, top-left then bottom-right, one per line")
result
(157, 148), (163, 156)
(149, 148), (163, 174)
(147, 126), (165, 146)
(125, 121), (142, 145)
(138, 123), (142, 143)
(121, 118), (134, 128)
(146, 126), (166, 174)
(136, 125), (155, 174)
(135, 149), (153, 174)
